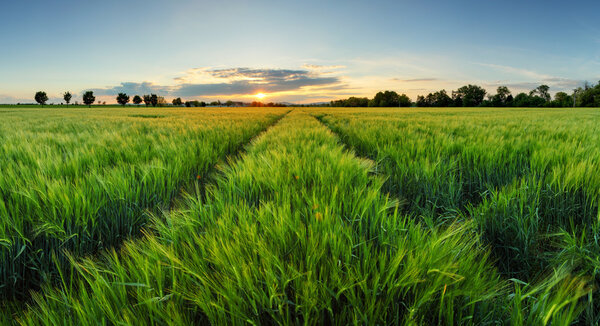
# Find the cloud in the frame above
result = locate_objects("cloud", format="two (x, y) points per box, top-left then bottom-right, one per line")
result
(0, 94), (32, 104)
(478, 63), (586, 92)
(88, 82), (172, 96)
(90, 67), (343, 98)
(302, 64), (346, 70)
(391, 78), (438, 82)
(477, 63), (552, 80)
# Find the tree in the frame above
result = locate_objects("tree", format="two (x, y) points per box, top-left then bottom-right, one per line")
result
(416, 90), (450, 107)
(143, 95), (151, 107)
(133, 95), (143, 106)
(573, 81), (600, 107)
(491, 86), (511, 107)
(82, 91), (95, 107)
(431, 90), (451, 107)
(453, 85), (486, 107)
(150, 94), (158, 107)
(35, 91), (48, 106)
(552, 92), (572, 107)
(369, 91), (401, 107)
(157, 96), (167, 107)
(530, 85), (551, 102)
(116, 93), (130, 106)
(398, 94), (412, 107)
(513, 93), (530, 107)
(63, 92), (72, 106)
(172, 97), (183, 106)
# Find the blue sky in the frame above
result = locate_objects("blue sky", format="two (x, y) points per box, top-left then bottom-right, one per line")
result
(1, 0), (599, 103)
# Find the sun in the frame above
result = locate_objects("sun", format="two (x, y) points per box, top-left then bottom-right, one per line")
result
(255, 93), (267, 99)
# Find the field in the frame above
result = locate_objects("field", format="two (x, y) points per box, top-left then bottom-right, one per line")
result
(1, 106), (600, 325)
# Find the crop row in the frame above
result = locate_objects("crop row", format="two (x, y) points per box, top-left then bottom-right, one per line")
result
(315, 107), (600, 324)
(9, 111), (587, 325)
(0, 107), (285, 299)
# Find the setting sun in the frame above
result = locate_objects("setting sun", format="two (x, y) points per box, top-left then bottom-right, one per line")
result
(255, 93), (266, 99)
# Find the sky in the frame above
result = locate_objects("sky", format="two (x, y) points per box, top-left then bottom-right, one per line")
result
(1, 0), (599, 104)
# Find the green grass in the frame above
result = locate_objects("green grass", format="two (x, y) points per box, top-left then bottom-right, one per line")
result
(1, 107), (598, 325)
(0, 107), (286, 299)
(314, 107), (600, 324)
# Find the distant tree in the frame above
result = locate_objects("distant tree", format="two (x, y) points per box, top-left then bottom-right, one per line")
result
(82, 91), (95, 107)
(133, 95), (143, 106)
(116, 93), (130, 106)
(552, 92), (572, 107)
(369, 91), (401, 107)
(506, 94), (514, 107)
(453, 85), (486, 107)
(431, 90), (451, 107)
(513, 93), (530, 107)
(150, 94), (158, 107)
(63, 91), (72, 106)
(35, 91), (48, 106)
(225, 100), (235, 107)
(416, 90), (450, 107)
(157, 96), (167, 107)
(398, 94), (412, 107)
(573, 81), (600, 107)
(172, 97), (183, 106)
(530, 85), (551, 102)
(143, 95), (151, 107)
(185, 100), (206, 107)
(491, 86), (511, 107)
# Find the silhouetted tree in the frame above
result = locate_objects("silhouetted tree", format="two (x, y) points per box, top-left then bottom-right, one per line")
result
(369, 91), (401, 107)
(133, 95), (143, 106)
(172, 97), (183, 106)
(491, 86), (511, 107)
(116, 93), (130, 106)
(573, 82), (600, 107)
(398, 94), (412, 107)
(149, 94), (158, 107)
(63, 92), (72, 106)
(453, 85), (486, 107)
(551, 92), (572, 107)
(83, 91), (95, 108)
(143, 95), (151, 107)
(35, 91), (48, 106)
(530, 85), (551, 102)
(416, 90), (450, 107)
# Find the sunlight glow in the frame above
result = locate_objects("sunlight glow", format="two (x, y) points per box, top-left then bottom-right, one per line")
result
(255, 93), (267, 99)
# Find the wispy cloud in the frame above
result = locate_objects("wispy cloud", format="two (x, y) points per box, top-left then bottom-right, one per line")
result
(0, 95), (27, 104)
(302, 64), (346, 70)
(391, 78), (438, 82)
(478, 63), (585, 92)
(476, 63), (552, 80)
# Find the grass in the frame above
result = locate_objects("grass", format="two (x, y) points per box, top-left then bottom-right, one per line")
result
(0, 106), (598, 324)
(128, 114), (166, 118)
(0, 107), (286, 299)
(314, 107), (600, 324)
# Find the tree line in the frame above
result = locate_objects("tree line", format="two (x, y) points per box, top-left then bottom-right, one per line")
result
(33, 91), (289, 108)
(33, 81), (600, 108)
(329, 82), (600, 107)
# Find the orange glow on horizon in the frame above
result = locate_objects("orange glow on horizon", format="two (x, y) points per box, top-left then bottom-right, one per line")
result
(255, 93), (267, 99)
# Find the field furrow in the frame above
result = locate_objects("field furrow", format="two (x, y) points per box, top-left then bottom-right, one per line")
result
(0, 107), (287, 299)
(11, 111), (514, 325)
(313, 107), (600, 324)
